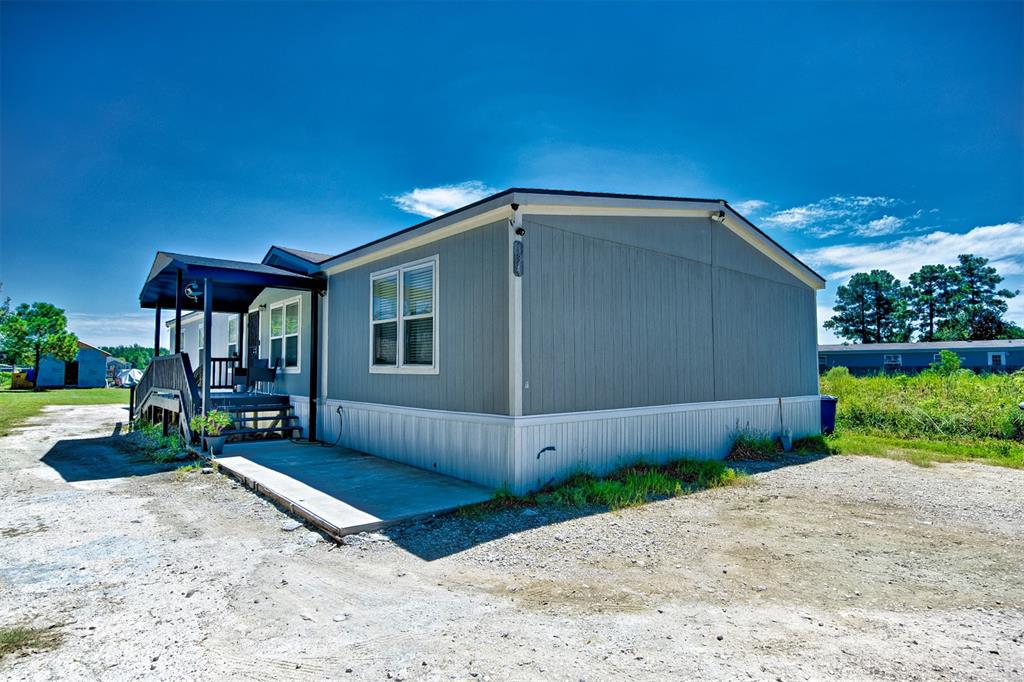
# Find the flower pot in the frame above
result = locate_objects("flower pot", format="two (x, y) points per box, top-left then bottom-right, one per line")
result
(206, 434), (227, 455)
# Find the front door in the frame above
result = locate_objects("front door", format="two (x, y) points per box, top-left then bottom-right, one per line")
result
(246, 311), (261, 368)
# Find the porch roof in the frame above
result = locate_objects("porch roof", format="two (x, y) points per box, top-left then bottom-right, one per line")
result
(139, 251), (324, 313)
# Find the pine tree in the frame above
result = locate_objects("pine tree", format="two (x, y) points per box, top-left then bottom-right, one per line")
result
(824, 270), (911, 343)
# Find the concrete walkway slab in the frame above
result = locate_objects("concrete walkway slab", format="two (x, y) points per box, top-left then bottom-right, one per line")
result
(215, 440), (493, 537)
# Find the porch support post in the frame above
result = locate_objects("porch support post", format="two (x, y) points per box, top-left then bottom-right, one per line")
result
(236, 312), (244, 358)
(308, 290), (319, 442)
(202, 278), (213, 418)
(174, 268), (183, 354)
(153, 307), (161, 359)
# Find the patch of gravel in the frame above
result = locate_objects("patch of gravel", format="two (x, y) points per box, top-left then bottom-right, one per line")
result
(1, 404), (1022, 680)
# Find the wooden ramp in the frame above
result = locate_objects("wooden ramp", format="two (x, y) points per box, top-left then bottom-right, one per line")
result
(215, 441), (493, 538)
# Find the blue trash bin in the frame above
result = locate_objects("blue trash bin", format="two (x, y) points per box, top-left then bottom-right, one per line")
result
(820, 395), (838, 435)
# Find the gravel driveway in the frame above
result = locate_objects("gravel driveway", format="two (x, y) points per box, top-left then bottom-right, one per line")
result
(1, 404), (1022, 680)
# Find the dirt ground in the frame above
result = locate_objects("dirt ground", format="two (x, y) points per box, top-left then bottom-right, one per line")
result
(1, 404), (1022, 681)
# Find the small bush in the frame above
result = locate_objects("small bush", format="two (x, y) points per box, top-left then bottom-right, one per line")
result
(928, 349), (962, 375)
(726, 433), (781, 461)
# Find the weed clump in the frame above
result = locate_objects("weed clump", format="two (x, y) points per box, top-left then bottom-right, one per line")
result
(0, 625), (62, 660)
(474, 458), (745, 513)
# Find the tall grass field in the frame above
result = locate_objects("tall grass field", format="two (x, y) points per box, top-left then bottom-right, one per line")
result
(820, 365), (1024, 468)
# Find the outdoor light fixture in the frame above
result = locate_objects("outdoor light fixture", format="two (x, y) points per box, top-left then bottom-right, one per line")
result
(184, 281), (202, 301)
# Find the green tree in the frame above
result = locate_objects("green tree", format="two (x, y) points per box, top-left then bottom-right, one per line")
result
(99, 344), (168, 370)
(0, 302), (79, 385)
(0, 284), (12, 363)
(906, 264), (959, 341)
(825, 270), (911, 343)
(936, 254), (1020, 340)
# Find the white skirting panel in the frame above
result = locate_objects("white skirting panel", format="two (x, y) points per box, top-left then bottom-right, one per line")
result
(513, 395), (820, 494)
(321, 399), (515, 490)
(307, 395), (821, 494)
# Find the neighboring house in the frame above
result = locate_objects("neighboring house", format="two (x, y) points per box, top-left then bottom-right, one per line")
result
(136, 188), (825, 493)
(37, 341), (110, 388)
(106, 356), (132, 381)
(819, 340), (1024, 375)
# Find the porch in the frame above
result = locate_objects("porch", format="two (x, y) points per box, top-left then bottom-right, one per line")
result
(215, 440), (494, 537)
(135, 251), (326, 444)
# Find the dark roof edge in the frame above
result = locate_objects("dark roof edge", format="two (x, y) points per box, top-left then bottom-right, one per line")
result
(317, 189), (518, 270)
(316, 187), (824, 289)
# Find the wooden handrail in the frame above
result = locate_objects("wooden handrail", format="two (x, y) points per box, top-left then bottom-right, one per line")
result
(133, 353), (202, 441)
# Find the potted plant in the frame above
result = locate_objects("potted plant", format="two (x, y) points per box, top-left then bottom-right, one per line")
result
(190, 410), (234, 455)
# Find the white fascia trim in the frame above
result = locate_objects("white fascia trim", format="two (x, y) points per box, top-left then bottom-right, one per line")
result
(328, 395), (822, 427)
(323, 205), (512, 275)
(319, 193), (825, 292)
(517, 204), (716, 218)
(720, 209), (826, 291)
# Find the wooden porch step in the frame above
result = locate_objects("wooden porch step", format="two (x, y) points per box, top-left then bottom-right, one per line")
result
(224, 426), (299, 437)
(230, 414), (299, 424)
(218, 404), (293, 413)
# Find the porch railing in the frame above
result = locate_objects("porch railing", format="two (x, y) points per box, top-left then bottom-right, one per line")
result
(193, 357), (242, 390)
(133, 353), (202, 441)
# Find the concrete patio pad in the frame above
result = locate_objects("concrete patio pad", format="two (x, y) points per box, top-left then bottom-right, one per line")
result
(215, 440), (494, 537)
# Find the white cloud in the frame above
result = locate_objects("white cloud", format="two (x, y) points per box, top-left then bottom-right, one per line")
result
(761, 195), (906, 237)
(390, 181), (497, 218)
(858, 215), (905, 237)
(806, 221), (1024, 340)
(66, 312), (155, 348)
(732, 199), (768, 216)
(798, 222), (1024, 282)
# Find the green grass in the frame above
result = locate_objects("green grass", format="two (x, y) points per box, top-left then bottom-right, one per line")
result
(469, 458), (747, 514)
(821, 366), (1024, 440)
(0, 387), (128, 436)
(831, 430), (1024, 469)
(0, 625), (61, 660)
(819, 366), (1024, 469)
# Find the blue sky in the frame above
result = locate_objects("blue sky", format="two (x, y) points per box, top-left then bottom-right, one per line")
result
(1, 1), (1022, 346)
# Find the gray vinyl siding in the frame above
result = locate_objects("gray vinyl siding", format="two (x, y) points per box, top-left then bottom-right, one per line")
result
(520, 214), (818, 415)
(326, 220), (509, 414)
(250, 288), (312, 397)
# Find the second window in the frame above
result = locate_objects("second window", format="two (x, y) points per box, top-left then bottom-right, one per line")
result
(371, 256), (437, 373)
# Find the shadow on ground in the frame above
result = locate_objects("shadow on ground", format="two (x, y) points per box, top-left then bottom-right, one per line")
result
(39, 426), (178, 483)
(378, 452), (833, 561)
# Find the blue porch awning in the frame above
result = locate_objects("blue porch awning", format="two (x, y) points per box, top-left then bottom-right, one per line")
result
(138, 251), (324, 313)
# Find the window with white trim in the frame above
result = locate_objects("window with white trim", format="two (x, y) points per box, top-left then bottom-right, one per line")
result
(227, 317), (239, 358)
(988, 352), (1006, 367)
(883, 354), (902, 371)
(269, 298), (301, 371)
(370, 256), (437, 373)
